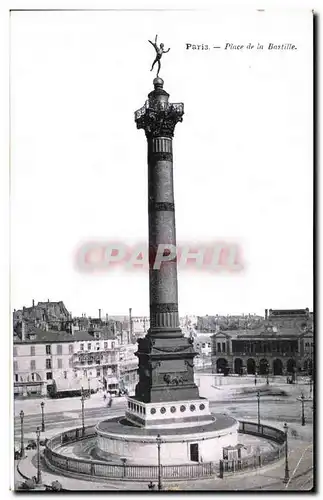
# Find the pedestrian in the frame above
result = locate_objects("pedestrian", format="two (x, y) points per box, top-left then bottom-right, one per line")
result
(148, 481), (156, 490)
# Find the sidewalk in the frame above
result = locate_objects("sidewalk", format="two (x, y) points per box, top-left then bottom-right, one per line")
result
(14, 392), (126, 416)
(16, 451), (131, 490)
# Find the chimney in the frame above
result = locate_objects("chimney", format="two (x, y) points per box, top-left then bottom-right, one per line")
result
(128, 308), (132, 344)
(21, 320), (26, 341)
(32, 299), (35, 307)
(99, 309), (101, 320)
(265, 309), (268, 320)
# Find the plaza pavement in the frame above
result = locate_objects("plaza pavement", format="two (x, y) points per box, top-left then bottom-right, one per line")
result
(13, 376), (314, 491)
(13, 390), (126, 416)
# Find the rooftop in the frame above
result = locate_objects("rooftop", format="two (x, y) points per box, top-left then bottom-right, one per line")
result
(13, 325), (117, 344)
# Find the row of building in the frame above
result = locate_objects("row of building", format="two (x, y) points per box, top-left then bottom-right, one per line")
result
(12, 302), (314, 398)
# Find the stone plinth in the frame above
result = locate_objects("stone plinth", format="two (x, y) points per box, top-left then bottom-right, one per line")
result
(95, 414), (239, 465)
(125, 396), (213, 429)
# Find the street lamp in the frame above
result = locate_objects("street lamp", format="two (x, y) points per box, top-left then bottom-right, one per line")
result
(36, 426), (42, 484)
(40, 401), (45, 432)
(256, 391), (261, 428)
(156, 434), (162, 491)
(266, 362), (269, 385)
(81, 393), (85, 436)
(19, 410), (25, 458)
(300, 392), (306, 426)
(283, 422), (290, 484)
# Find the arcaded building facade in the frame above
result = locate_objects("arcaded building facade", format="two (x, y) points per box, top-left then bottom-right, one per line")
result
(211, 309), (313, 377)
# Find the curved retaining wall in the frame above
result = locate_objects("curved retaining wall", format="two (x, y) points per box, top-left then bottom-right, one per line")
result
(43, 421), (286, 482)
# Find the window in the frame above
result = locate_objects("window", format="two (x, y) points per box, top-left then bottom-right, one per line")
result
(217, 342), (221, 353)
(83, 370), (87, 377)
(87, 343), (92, 351)
(202, 343), (206, 348)
(64, 371), (67, 379)
(30, 360), (36, 371)
(46, 359), (52, 369)
(46, 345), (51, 355)
(13, 361), (18, 372)
(57, 359), (62, 369)
(15, 374), (18, 382)
(46, 372), (52, 380)
(111, 342), (115, 349)
(104, 342), (108, 349)
(69, 344), (74, 354)
(80, 344), (84, 351)
(96, 368), (101, 377)
(57, 345), (62, 355)
(13, 346), (17, 357)
(30, 345), (35, 356)
(69, 358), (73, 368)
(96, 343), (100, 351)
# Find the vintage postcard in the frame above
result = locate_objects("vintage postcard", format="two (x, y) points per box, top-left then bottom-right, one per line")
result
(10, 7), (314, 492)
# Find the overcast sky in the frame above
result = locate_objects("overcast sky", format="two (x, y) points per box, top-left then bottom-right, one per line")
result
(10, 9), (313, 317)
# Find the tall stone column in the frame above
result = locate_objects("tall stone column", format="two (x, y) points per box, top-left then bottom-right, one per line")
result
(134, 78), (199, 403)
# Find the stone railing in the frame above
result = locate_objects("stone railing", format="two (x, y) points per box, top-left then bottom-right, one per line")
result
(44, 421), (286, 482)
(238, 420), (285, 444)
(44, 427), (217, 480)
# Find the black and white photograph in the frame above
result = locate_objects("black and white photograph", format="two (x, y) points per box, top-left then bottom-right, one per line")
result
(8, 4), (314, 493)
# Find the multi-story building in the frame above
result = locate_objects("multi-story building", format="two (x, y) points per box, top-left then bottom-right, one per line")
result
(132, 317), (149, 337)
(119, 344), (139, 393)
(211, 308), (313, 377)
(193, 333), (212, 370)
(197, 314), (264, 333)
(13, 320), (121, 397)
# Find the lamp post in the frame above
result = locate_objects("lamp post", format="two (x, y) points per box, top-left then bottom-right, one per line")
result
(283, 422), (290, 484)
(156, 434), (162, 491)
(40, 401), (45, 432)
(36, 426), (42, 484)
(300, 392), (306, 426)
(88, 377), (91, 398)
(81, 393), (85, 436)
(19, 410), (25, 458)
(256, 391), (260, 428)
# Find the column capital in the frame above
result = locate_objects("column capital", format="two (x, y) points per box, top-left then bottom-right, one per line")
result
(135, 78), (184, 139)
